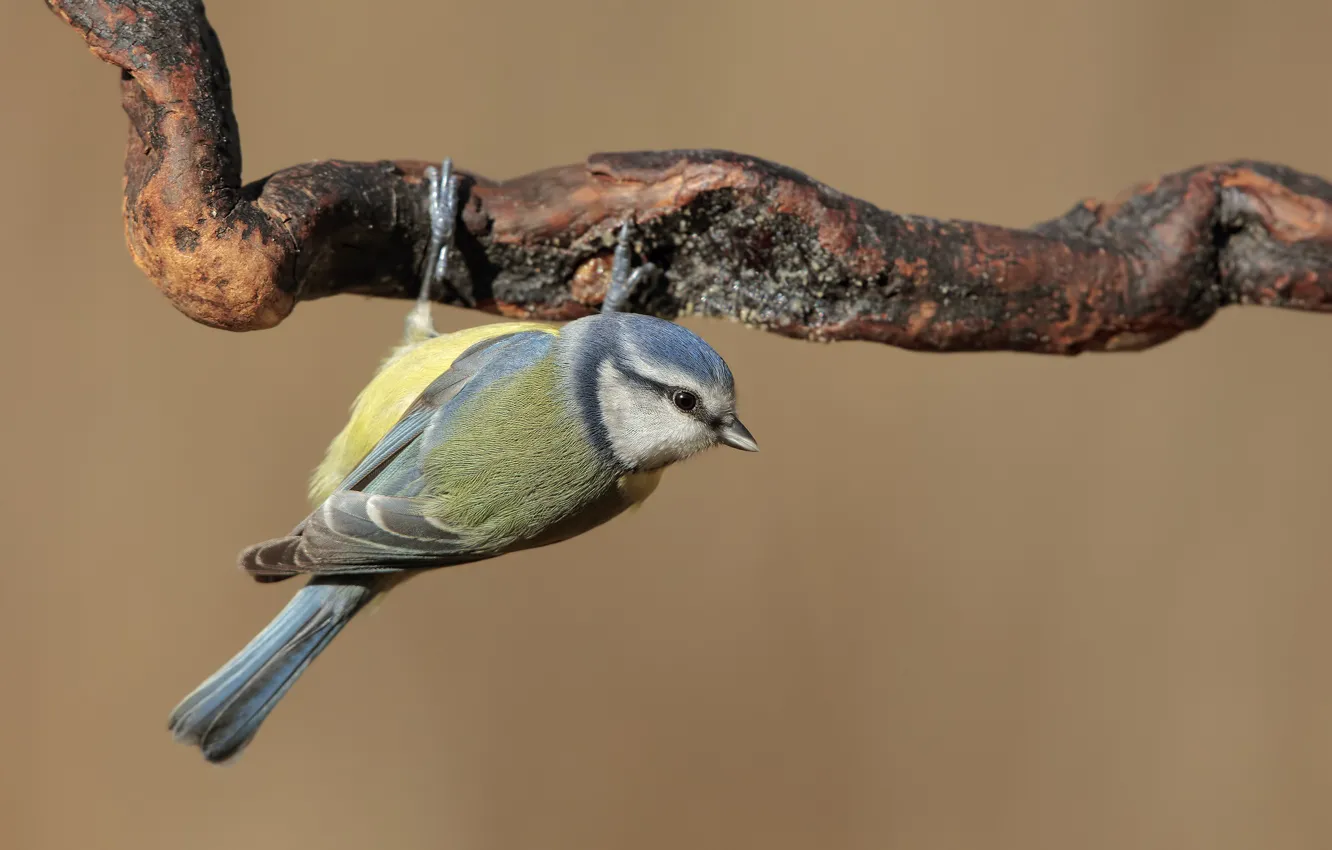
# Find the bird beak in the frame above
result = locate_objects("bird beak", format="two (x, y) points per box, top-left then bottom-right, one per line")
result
(717, 418), (759, 452)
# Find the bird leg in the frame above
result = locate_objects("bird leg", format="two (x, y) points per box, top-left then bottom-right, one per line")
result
(602, 220), (659, 314)
(405, 158), (460, 342)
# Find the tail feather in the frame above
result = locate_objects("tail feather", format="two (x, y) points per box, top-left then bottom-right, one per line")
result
(168, 578), (377, 764)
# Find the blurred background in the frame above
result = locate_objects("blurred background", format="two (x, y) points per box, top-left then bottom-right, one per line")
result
(5, 1), (1332, 848)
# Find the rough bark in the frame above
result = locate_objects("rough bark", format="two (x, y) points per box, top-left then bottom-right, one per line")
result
(50, 0), (1332, 353)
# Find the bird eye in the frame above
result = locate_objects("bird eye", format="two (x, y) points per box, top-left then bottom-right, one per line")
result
(671, 390), (698, 412)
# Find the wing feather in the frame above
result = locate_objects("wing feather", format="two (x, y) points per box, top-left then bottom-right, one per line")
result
(245, 329), (555, 580)
(331, 331), (537, 494)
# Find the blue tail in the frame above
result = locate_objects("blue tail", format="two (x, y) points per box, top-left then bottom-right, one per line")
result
(168, 578), (377, 763)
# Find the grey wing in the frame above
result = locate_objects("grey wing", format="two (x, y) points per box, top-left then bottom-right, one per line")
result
(244, 330), (553, 581)
(242, 491), (492, 578)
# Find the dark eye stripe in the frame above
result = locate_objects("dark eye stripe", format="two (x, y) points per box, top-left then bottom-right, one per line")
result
(622, 368), (709, 416)
(622, 369), (670, 395)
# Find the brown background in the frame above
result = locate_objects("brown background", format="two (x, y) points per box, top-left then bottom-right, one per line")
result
(5, 1), (1332, 848)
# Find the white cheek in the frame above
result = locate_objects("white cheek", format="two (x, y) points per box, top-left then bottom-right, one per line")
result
(651, 413), (713, 466)
(597, 365), (712, 469)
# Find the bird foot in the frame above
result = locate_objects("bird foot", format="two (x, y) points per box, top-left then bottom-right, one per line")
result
(406, 158), (461, 342)
(602, 219), (659, 314)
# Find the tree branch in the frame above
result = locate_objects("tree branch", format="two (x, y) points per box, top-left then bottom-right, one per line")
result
(50, 0), (1332, 353)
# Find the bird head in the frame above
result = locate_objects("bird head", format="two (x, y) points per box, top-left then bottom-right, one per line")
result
(560, 312), (759, 471)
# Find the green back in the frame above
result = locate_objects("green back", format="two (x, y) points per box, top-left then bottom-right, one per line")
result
(421, 353), (617, 552)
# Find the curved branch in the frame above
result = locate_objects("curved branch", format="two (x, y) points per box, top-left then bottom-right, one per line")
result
(50, 0), (1332, 353)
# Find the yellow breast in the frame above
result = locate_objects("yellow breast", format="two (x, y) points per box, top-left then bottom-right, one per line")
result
(617, 467), (664, 508)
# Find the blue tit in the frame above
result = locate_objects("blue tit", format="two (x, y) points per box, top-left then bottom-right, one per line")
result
(168, 160), (758, 764)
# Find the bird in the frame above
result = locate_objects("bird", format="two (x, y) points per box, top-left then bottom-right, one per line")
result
(167, 159), (759, 764)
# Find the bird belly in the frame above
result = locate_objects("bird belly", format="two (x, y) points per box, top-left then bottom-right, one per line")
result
(618, 468), (664, 508)
(509, 478), (642, 551)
